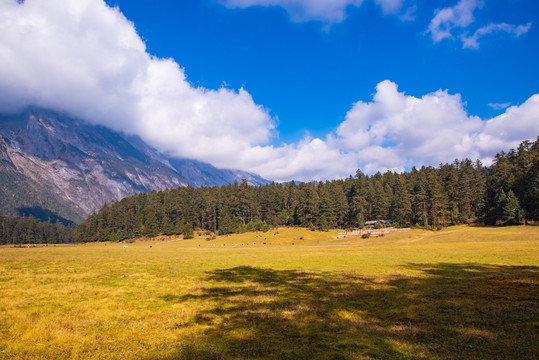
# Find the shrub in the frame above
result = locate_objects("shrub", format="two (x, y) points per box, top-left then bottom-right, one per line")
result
(183, 223), (194, 239)
(241, 221), (270, 233)
(361, 232), (370, 239)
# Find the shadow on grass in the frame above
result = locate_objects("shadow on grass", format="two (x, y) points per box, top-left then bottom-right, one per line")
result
(157, 263), (538, 360)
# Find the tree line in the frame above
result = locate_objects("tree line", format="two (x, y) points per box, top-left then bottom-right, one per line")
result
(0, 214), (75, 245)
(75, 139), (538, 242)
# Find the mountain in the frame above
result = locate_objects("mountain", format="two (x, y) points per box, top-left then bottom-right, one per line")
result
(168, 158), (268, 188)
(0, 108), (269, 223)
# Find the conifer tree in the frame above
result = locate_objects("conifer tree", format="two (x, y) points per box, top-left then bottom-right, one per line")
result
(392, 176), (412, 225)
(143, 211), (159, 237)
(502, 190), (520, 224)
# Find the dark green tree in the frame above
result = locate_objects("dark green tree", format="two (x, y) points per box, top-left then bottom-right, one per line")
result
(143, 211), (159, 237)
(502, 190), (520, 224)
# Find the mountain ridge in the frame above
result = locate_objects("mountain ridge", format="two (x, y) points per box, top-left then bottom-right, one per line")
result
(0, 108), (269, 223)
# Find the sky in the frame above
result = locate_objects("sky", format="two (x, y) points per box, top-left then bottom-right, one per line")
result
(0, 0), (538, 181)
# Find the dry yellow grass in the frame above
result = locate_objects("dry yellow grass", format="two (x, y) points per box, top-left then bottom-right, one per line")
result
(0, 225), (537, 359)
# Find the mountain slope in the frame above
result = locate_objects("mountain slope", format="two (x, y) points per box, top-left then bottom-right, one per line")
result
(168, 158), (269, 188)
(0, 109), (268, 223)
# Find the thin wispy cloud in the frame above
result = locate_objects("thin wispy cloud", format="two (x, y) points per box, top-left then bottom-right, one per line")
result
(461, 22), (532, 49)
(218, 0), (408, 24)
(488, 102), (511, 111)
(427, 0), (531, 49)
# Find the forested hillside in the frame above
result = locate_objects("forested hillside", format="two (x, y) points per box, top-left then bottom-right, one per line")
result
(0, 215), (75, 245)
(75, 139), (538, 242)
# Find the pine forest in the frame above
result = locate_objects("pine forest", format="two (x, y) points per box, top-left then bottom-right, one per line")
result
(72, 138), (538, 243)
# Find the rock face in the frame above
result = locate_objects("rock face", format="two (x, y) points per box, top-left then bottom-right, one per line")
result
(0, 109), (268, 223)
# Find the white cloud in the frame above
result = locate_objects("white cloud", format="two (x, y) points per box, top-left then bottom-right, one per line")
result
(427, 0), (481, 43)
(399, 4), (417, 22)
(426, 0), (531, 48)
(374, 0), (405, 15)
(242, 138), (359, 181)
(477, 95), (539, 155)
(461, 22), (532, 49)
(218, 0), (362, 23)
(218, 0), (407, 24)
(488, 102), (511, 111)
(334, 80), (484, 171)
(331, 81), (539, 174)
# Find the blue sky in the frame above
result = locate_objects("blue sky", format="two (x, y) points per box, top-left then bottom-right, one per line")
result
(1, 0), (538, 181)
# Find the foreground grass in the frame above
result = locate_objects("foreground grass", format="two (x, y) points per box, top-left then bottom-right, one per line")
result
(0, 226), (537, 359)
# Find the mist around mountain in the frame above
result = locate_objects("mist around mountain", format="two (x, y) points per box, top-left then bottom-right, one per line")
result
(0, 108), (269, 224)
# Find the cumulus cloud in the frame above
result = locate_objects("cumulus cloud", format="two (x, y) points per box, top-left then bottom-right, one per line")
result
(477, 95), (539, 155)
(334, 80), (484, 171)
(426, 0), (531, 48)
(218, 0), (407, 24)
(242, 137), (360, 182)
(331, 81), (539, 173)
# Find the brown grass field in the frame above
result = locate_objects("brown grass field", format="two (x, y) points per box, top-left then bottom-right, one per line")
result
(0, 225), (538, 359)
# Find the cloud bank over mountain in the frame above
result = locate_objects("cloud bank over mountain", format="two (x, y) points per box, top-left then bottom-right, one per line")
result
(0, 0), (275, 168)
(0, 0), (537, 182)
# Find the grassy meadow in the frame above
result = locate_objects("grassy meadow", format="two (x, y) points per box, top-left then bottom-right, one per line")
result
(0, 226), (538, 359)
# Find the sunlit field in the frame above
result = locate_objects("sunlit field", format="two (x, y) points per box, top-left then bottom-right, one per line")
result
(1, 226), (538, 359)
